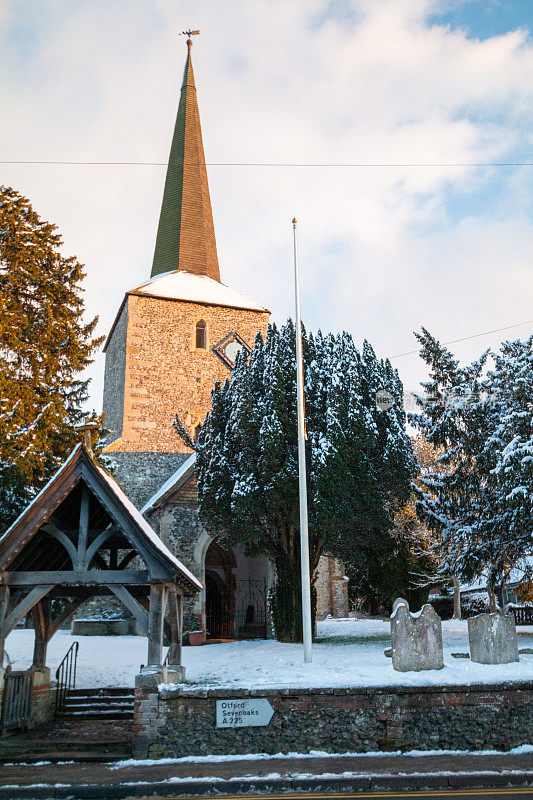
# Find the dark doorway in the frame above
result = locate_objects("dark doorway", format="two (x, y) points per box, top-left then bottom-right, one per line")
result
(205, 541), (236, 639)
(205, 573), (234, 639)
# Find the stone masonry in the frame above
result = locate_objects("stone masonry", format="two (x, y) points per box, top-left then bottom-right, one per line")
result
(103, 293), (269, 451)
(133, 681), (533, 758)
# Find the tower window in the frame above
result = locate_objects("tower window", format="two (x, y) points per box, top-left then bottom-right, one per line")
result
(195, 320), (207, 349)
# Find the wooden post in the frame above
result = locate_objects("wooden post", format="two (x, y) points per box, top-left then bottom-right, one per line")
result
(147, 583), (167, 667)
(76, 486), (90, 569)
(167, 590), (183, 667)
(31, 596), (51, 669)
(0, 584), (10, 670)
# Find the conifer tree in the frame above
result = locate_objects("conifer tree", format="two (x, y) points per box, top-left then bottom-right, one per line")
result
(0, 186), (103, 529)
(176, 321), (415, 641)
(410, 329), (532, 604)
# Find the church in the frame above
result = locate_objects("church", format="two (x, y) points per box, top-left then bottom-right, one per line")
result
(102, 37), (348, 640)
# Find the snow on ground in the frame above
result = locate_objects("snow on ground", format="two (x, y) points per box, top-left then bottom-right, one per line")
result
(5, 617), (533, 690)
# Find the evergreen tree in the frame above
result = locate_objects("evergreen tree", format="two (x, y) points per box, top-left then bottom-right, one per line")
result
(176, 321), (415, 641)
(0, 186), (103, 529)
(473, 337), (533, 587)
(410, 329), (533, 603)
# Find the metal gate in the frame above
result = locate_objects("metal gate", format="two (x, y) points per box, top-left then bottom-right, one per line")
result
(0, 669), (34, 732)
(235, 579), (267, 639)
(205, 573), (235, 638)
(205, 578), (268, 640)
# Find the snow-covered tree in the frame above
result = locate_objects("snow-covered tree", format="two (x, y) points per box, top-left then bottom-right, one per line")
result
(0, 186), (103, 529)
(473, 337), (533, 587)
(176, 321), (415, 641)
(410, 329), (533, 605)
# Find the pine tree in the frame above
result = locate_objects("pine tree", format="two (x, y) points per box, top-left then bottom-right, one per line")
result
(410, 329), (533, 603)
(0, 186), (103, 529)
(176, 321), (415, 641)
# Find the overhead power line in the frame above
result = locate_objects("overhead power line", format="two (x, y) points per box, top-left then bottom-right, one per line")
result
(391, 320), (533, 360)
(1, 160), (532, 168)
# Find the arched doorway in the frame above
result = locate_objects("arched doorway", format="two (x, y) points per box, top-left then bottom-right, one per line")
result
(204, 540), (236, 639)
(204, 540), (270, 640)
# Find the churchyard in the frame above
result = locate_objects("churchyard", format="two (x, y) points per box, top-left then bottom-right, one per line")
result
(6, 615), (533, 690)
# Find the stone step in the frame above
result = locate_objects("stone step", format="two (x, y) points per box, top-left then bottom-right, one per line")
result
(68, 687), (134, 697)
(63, 702), (134, 712)
(58, 710), (134, 719)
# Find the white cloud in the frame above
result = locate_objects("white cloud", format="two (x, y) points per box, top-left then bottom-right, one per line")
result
(1, 0), (532, 409)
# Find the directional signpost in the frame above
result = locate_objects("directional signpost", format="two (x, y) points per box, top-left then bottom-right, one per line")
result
(216, 698), (274, 728)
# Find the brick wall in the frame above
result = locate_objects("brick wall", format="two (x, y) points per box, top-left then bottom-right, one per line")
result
(29, 672), (56, 728)
(103, 293), (269, 452)
(133, 682), (533, 758)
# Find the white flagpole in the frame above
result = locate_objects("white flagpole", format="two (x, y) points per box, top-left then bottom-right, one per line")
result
(292, 217), (313, 663)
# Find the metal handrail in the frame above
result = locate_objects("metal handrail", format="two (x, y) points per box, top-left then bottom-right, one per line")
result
(55, 641), (79, 714)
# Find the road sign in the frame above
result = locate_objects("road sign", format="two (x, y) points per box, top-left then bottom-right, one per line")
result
(216, 698), (274, 728)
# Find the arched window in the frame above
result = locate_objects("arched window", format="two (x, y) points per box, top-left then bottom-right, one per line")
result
(195, 320), (207, 349)
(194, 423), (202, 443)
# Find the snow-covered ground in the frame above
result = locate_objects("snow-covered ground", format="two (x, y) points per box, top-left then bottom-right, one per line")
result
(5, 617), (533, 690)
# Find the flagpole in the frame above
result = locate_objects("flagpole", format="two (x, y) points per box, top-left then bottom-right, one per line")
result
(292, 217), (313, 664)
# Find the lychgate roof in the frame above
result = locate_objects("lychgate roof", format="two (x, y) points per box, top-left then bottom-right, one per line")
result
(0, 444), (201, 595)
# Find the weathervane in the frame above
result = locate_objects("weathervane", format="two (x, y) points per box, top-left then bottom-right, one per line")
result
(180, 29), (200, 44)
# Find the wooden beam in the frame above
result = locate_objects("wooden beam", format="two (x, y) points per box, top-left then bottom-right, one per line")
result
(1, 585), (54, 639)
(4, 570), (150, 587)
(42, 523), (77, 565)
(76, 486), (90, 569)
(109, 585), (149, 636)
(83, 525), (115, 568)
(80, 464), (169, 578)
(117, 551), (138, 569)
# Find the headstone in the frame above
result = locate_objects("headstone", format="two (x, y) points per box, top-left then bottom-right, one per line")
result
(468, 612), (519, 664)
(391, 599), (444, 671)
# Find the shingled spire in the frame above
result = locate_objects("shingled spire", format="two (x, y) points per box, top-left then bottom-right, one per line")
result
(151, 37), (220, 281)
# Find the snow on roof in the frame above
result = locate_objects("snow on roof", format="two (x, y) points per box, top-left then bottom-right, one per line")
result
(131, 270), (268, 313)
(0, 444), (83, 544)
(141, 454), (196, 515)
(0, 444), (201, 591)
(95, 462), (202, 590)
(461, 556), (533, 593)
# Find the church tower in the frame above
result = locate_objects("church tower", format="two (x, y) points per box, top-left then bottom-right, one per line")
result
(102, 36), (269, 503)
(100, 37), (346, 635)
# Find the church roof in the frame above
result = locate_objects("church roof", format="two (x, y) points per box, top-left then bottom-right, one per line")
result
(141, 453), (196, 515)
(151, 37), (220, 282)
(131, 270), (268, 313)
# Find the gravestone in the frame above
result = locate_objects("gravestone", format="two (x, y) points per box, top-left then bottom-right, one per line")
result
(391, 599), (443, 671)
(468, 612), (519, 664)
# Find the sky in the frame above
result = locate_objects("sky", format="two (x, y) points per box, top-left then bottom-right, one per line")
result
(1, 0), (532, 412)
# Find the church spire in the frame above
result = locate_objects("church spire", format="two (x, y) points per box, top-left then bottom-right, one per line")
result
(151, 35), (220, 281)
